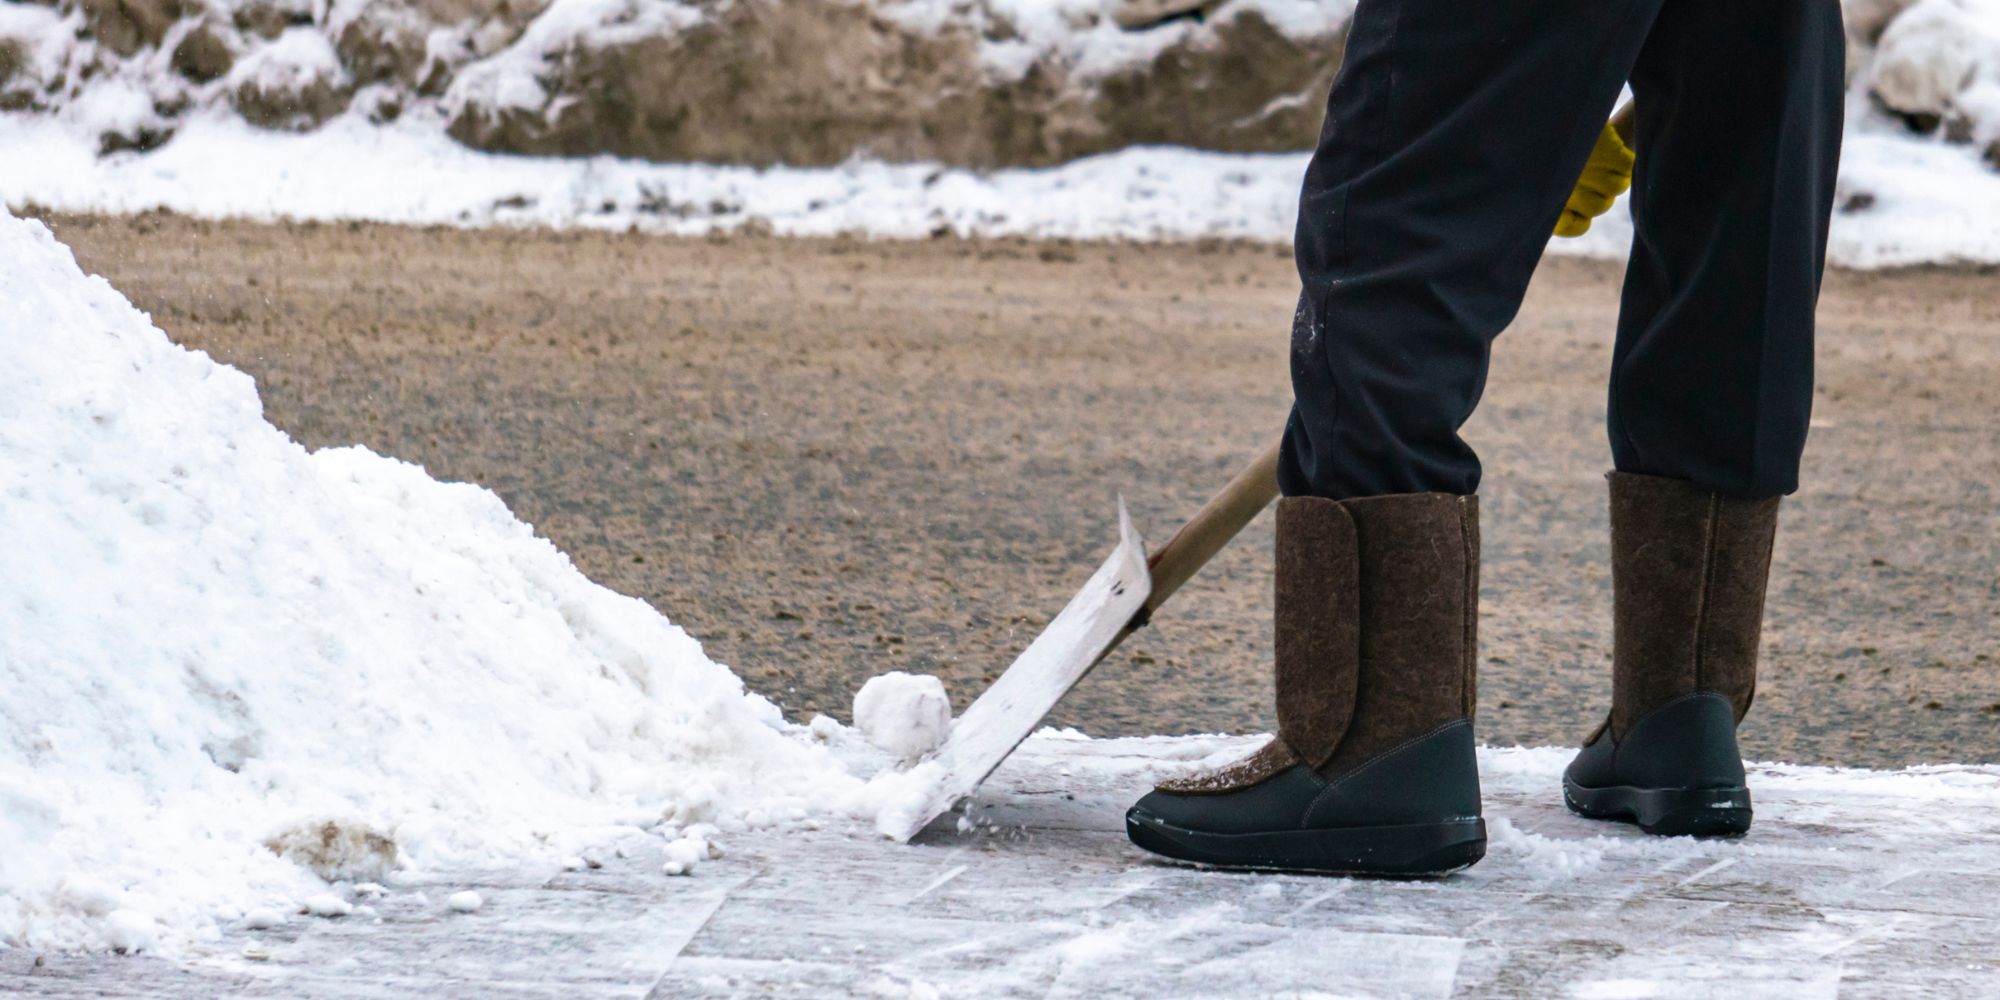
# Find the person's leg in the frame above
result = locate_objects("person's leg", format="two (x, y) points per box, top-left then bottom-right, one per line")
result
(1567, 1), (1845, 838)
(1609, 1), (1846, 497)
(1279, 0), (1661, 501)
(1128, 0), (1662, 876)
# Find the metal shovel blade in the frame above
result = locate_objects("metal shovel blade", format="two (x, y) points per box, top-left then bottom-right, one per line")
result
(880, 500), (1151, 843)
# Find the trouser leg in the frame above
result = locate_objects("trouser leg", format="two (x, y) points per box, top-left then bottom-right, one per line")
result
(1279, 0), (1662, 500)
(1564, 3), (1844, 840)
(1609, 2), (1845, 498)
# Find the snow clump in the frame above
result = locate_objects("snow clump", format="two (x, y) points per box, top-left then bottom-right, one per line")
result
(853, 672), (954, 760)
(1866, 0), (2000, 158)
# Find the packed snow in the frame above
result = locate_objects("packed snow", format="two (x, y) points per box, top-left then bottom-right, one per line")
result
(20, 729), (1996, 995)
(0, 204), (922, 952)
(852, 672), (954, 760)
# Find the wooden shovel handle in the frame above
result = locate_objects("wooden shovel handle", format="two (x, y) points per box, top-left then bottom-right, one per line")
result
(1610, 100), (1636, 145)
(1140, 436), (1283, 620)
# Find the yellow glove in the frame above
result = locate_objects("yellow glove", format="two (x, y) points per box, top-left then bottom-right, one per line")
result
(1554, 121), (1635, 238)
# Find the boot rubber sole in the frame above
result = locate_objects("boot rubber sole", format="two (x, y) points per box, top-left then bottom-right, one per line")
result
(1125, 811), (1486, 877)
(1563, 775), (1752, 837)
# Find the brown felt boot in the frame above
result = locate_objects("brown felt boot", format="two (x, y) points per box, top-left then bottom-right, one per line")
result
(1125, 492), (1485, 876)
(1564, 471), (1781, 837)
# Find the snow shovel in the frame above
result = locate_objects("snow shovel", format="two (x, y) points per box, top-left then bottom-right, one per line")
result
(882, 438), (1283, 842)
(881, 101), (1640, 842)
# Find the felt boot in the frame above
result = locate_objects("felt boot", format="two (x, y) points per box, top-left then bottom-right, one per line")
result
(1564, 472), (1780, 837)
(1125, 493), (1484, 876)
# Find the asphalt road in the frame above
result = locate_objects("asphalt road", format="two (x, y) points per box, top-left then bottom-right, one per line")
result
(41, 211), (2000, 767)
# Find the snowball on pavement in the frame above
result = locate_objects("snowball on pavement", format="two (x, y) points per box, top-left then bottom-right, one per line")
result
(661, 832), (719, 876)
(853, 673), (954, 759)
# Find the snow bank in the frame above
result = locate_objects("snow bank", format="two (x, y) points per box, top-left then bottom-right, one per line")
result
(0, 0), (1997, 262)
(0, 205), (865, 952)
(5, 109), (1999, 267)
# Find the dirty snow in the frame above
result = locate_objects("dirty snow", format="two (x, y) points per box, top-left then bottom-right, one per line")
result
(442, 0), (708, 118)
(853, 672), (954, 760)
(0, 205), (878, 952)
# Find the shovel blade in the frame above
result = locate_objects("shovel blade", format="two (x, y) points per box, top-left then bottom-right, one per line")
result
(880, 500), (1151, 842)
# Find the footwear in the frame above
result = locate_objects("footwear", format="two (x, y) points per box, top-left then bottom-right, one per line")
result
(1564, 472), (1780, 837)
(1126, 493), (1485, 877)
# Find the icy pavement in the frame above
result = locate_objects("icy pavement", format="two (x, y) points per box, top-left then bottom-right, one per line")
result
(8, 733), (1994, 999)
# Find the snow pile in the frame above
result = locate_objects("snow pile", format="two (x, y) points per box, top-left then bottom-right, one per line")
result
(0, 205), (868, 952)
(852, 672), (954, 760)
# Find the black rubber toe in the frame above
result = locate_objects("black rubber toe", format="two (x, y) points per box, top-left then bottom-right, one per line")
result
(1126, 720), (1486, 876)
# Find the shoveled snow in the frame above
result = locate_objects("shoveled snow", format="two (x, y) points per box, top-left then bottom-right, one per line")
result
(0, 205), (880, 952)
(852, 672), (954, 760)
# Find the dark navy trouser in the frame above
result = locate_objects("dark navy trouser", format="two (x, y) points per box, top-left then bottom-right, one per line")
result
(1279, 1), (1846, 501)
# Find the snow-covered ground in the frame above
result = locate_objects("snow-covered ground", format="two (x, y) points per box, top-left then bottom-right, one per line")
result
(11, 733), (2000, 997)
(2, 92), (1997, 269)
(5, 0), (2000, 265)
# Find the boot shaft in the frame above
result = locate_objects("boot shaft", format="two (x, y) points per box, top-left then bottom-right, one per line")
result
(1275, 492), (1479, 777)
(1130, 491), (1488, 875)
(1608, 472), (1780, 741)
